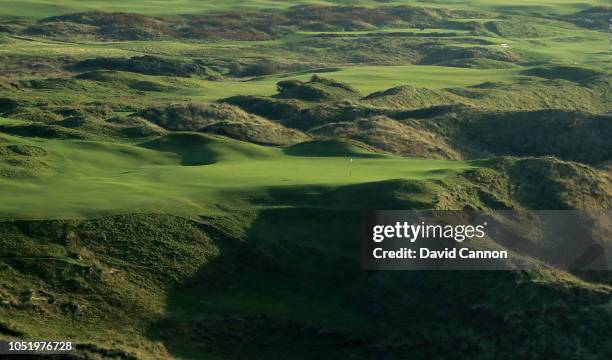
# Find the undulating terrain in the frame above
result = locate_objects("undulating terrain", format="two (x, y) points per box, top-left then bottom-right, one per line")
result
(0, 1), (610, 358)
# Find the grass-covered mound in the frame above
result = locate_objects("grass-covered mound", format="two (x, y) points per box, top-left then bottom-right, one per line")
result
(202, 120), (309, 146)
(139, 102), (308, 145)
(1, 209), (611, 358)
(309, 115), (461, 159)
(0, 101), (166, 140)
(276, 104), (611, 163)
(82, 116), (167, 139)
(484, 18), (567, 38)
(222, 95), (305, 121)
(0, 98), (22, 114)
(72, 55), (208, 77)
(26, 11), (171, 40)
(139, 102), (254, 131)
(0, 144), (49, 178)
(284, 102), (392, 130)
(283, 139), (382, 158)
(522, 65), (608, 83)
(397, 108), (612, 165)
(0, 213), (216, 358)
(275, 75), (362, 102)
(363, 85), (461, 108)
(20, 77), (107, 92)
(0, 133), (471, 219)
(364, 79), (610, 113)
(0, 122), (89, 140)
(565, 6), (612, 29)
(419, 45), (522, 65)
(448, 79), (610, 113)
(464, 157), (612, 210)
(10, 5), (481, 41)
(0, 33), (14, 44)
(75, 70), (177, 92)
(140, 132), (277, 165)
(436, 58), (520, 69)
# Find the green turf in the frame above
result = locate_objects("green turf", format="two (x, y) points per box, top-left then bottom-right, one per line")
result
(0, 133), (473, 219)
(0, 2), (610, 358)
(166, 65), (524, 102)
(270, 65), (523, 91)
(295, 27), (470, 35)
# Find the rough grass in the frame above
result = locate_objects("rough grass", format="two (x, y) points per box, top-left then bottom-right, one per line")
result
(138, 102), (309, 145)
(1, 201), (611, 358)
(522, 65), (607, 83)
(364, 78), (610, 113)
(565, 6), (612, 29)
(275, 75), (362, 101)
(464, 156), (612, 209)
(309, 115), (462, 159)
(72, 55), (207, 77)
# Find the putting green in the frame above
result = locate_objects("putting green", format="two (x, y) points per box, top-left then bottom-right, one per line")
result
(0, 133), (473, 219)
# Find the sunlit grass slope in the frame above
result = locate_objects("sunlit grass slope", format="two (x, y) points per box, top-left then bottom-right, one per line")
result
(0, 133), (473, 219)
(179, 65), (524, 101)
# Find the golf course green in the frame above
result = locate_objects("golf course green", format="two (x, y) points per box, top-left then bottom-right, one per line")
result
(0, 131), (472, 219)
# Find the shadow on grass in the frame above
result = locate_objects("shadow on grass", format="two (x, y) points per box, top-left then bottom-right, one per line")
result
(146, 183), (612, 359)
(283, 139), (387, 158)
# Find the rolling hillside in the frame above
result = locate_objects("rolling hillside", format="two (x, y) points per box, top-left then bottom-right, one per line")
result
(0, 1), (610, 359)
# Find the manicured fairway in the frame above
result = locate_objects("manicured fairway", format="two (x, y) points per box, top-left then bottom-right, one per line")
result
(271, 65), (523, 92)
(0, 133), (473, 219)
(182, 65), (524, 101)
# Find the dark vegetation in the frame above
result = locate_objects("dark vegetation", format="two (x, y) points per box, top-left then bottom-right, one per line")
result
(1, 68), (610, 157)
(232, 60), (283, 77)
(74, 70), (178, 92)
(31, 11), (171, 40)
(0, 160), (610, 357)
(71, 55), (208, 77)
(418, 45), (521, 65)
(463, 157), (612, 210)
(275, 74), (362, 101)
(0, 144), (49, 178)
(394, 107), (612, 164)
(2, 6), (488, 41)
(564, 6), (612, 30)
(0, 101), (166, 140)
(275, 36), (519, 68)
(222, 95), (305, 121)
(220, 76), (611, 163)
(0, 122), (88, 140)
(522, 65), (608, 84)
(139, 102), (308, 145)
(308, 115), (461, 159)
(0, 54), (69, 78)
(0, 6), (535, 78)
(364, 78), (611, 112)
(285, 104), (612, 163)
